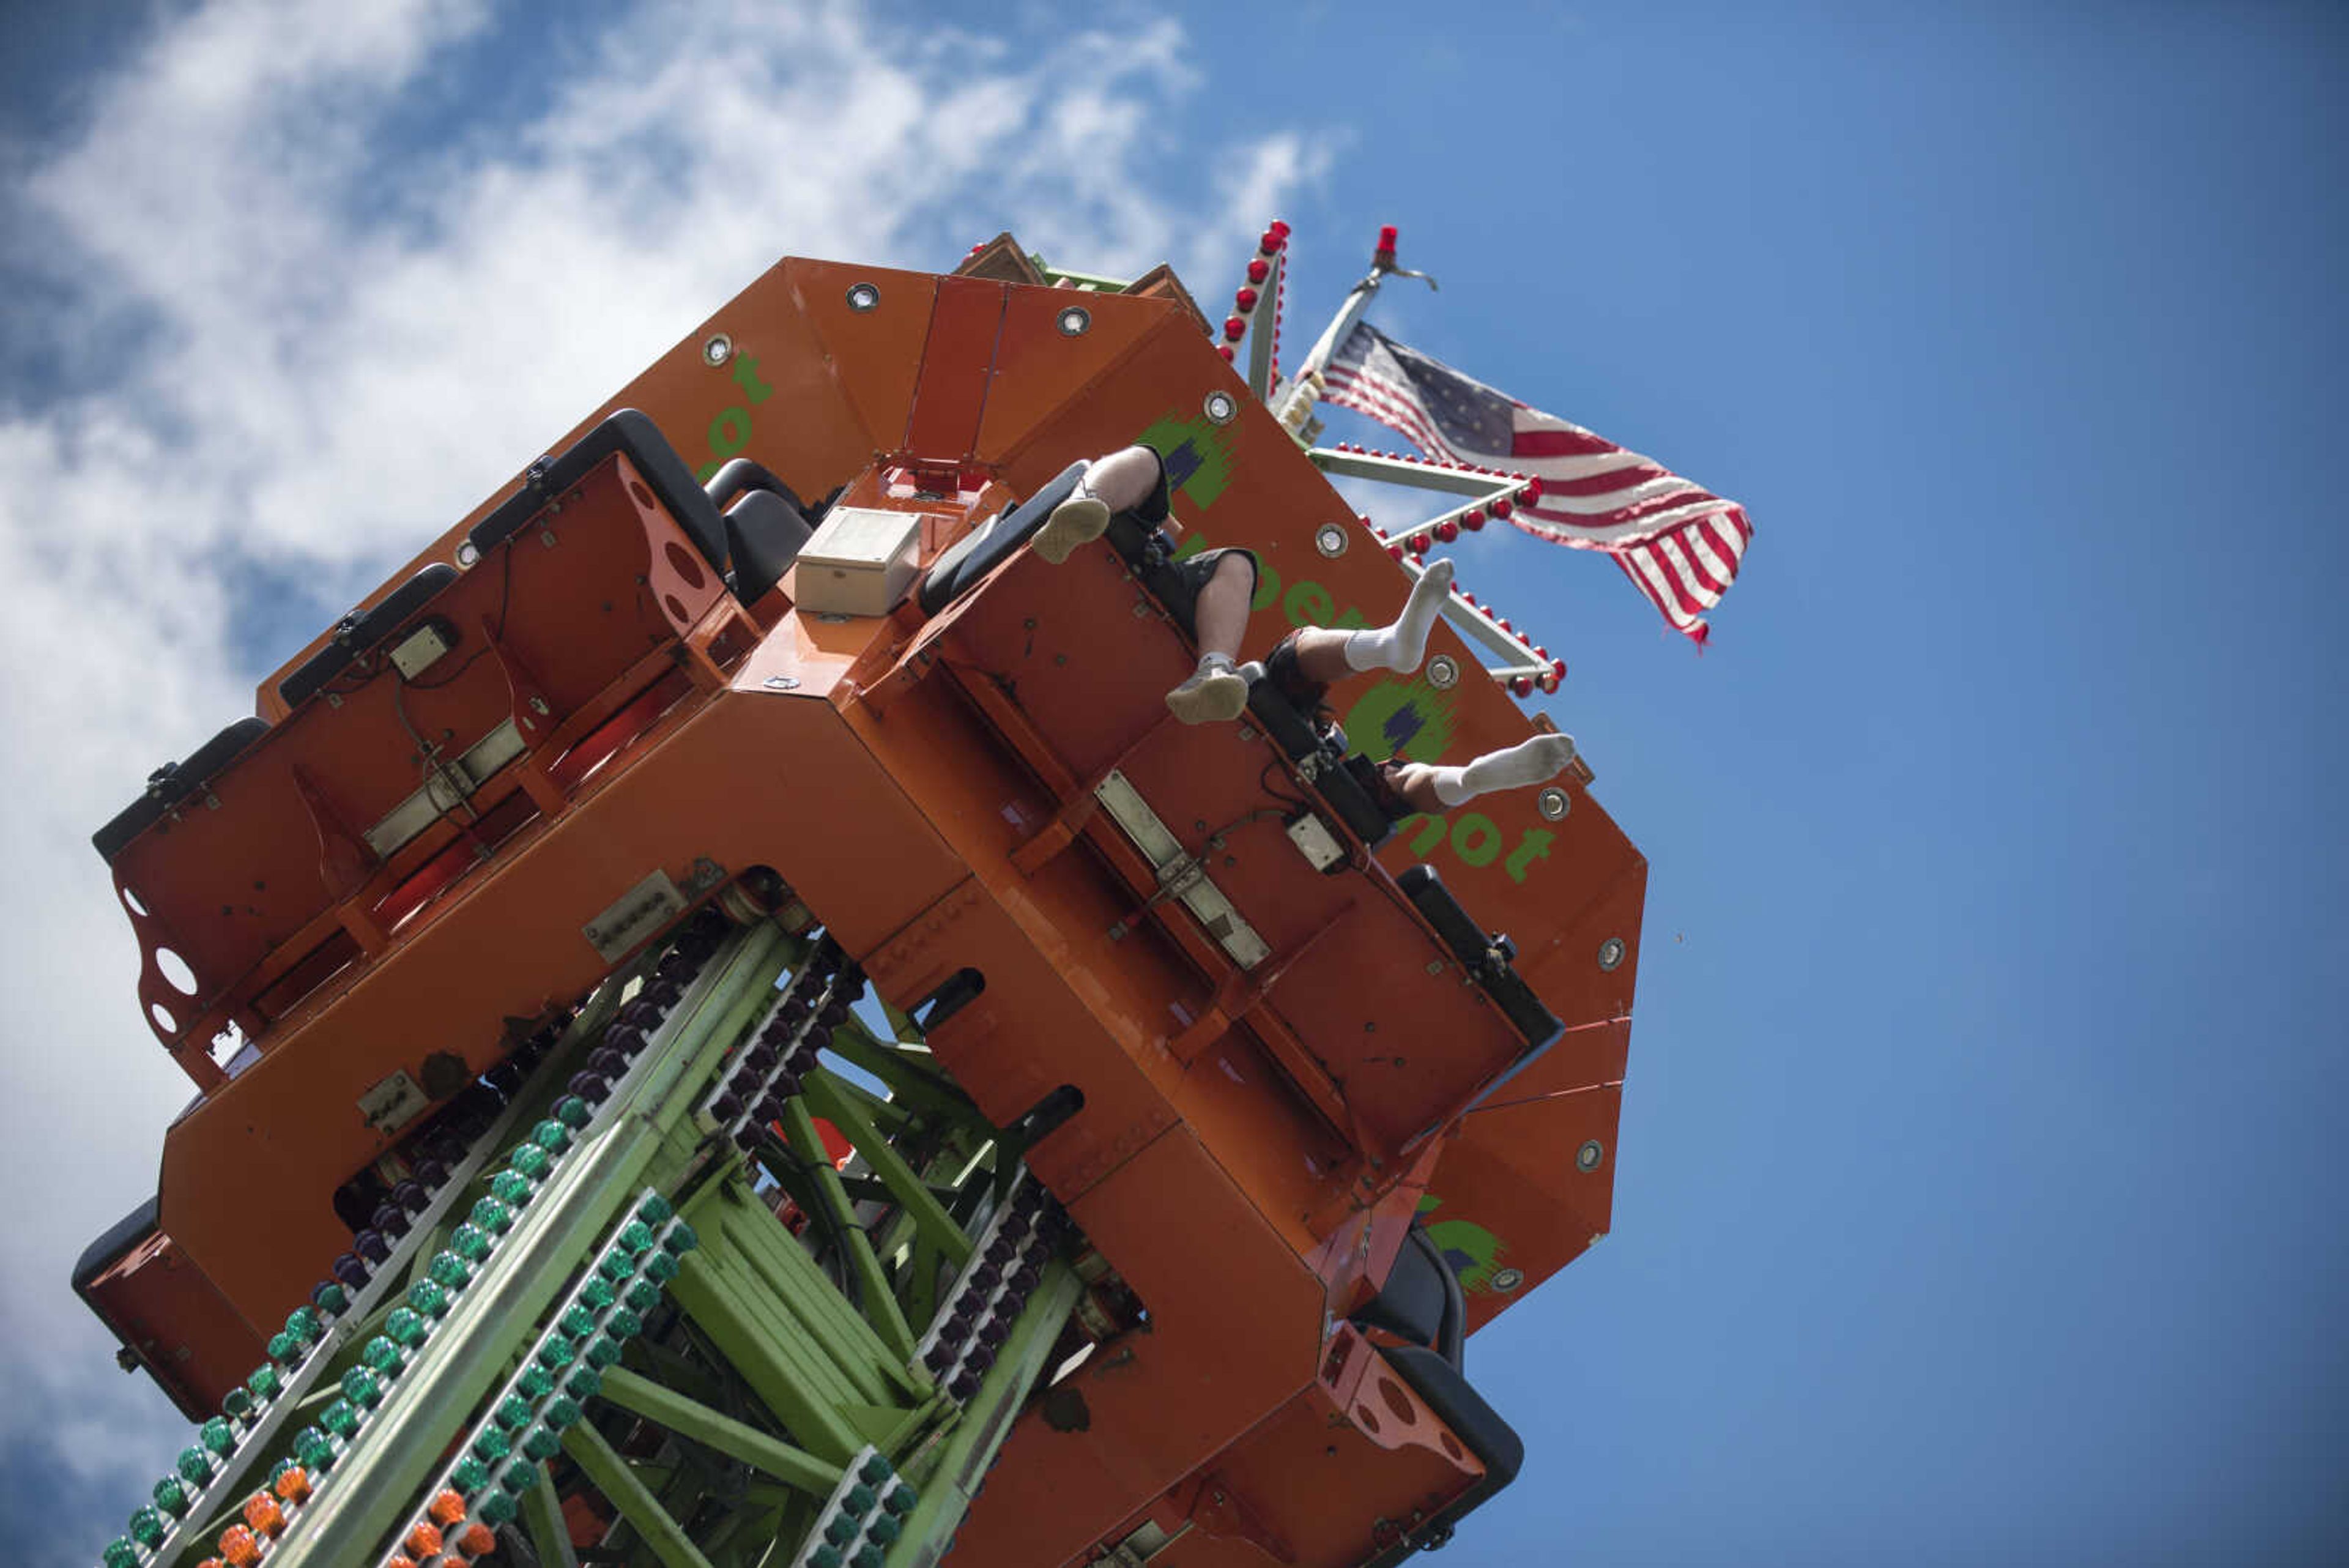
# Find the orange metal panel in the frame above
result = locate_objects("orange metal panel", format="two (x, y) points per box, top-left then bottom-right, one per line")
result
(973, 281), (1173, 461)
(160, 679), (965, 1323)
(902, 274), (1006, 460)
(949, 1126), (1327, 1567)
(784, 259), (938, 458)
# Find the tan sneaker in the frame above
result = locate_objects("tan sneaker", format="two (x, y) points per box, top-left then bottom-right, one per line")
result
(1031, 492), (1110, 564)
(1165, 658), (1249, 724)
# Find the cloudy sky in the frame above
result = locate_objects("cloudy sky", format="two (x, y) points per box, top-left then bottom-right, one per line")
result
(3, 2), (2344, 1564)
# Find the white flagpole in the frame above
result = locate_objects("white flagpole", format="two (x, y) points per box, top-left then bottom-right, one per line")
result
(1272, 226), (1437, 430)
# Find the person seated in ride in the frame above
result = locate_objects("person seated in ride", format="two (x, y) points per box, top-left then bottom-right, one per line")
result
(1033, 444), (1577, 818)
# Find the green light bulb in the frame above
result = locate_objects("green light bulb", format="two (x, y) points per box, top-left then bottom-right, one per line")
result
(103, 1539), (139, 1568)
(596, 1251), (633, 1284)
(579, 1277), (616, 1310)
(453, 1456), (489, 1493)
(607, 1308), (644, 1340)
(292, 1427), (335, 1471)
(858, 1452), (893, 1485)
(844, 1483), (876, 1515)
(153, 1476), (191, 1517)
(531, 1119), (571, 1153)
(637, 1192), (674, 1224)
(881, 1482), (915, 1515)
(128, 1506), (167, 1547)
(429, 1252), (472, 1290)
(451, 1223), (492, 1263)
(558, 1305), (597, 1340)
(284, 1306), (323, 1343)
(536, 1336), (577, 1371)
(490, 1170), (532, 1206)
(553, 1096), (592, 1129)
(360, 1336), (403, 1375)
(221, 1386), (253, 1420)
(385, 1307), (428, 1347)
(199, 1416), (236, 1456)
(867, 1514), (902, 1545)
(521, 1424), (562, 1462)
(510, 1145), (551, 1180)
(407, 1279), (450, 1318)
(494, 1395), (533, 1433)
(267, 1332), (300, 1364)
(543, 1396), (582, 1430)
(518, 1365), (554, 1400)
(472, 1196), (515, 1235)
(480, 1486), (521, 1522)
(247, 1364), (283, 1400)
(497, 1462), (536, 1498)
(642, 1250), (679, 1284)
(565, 1367), (602, 1401)
(808, 1545), (844, 1568)
(852, 1544), (886, 1568)
(583, 1336), (622, 1370)
(824, 1511), (857, 1545)
(313, 1282), (351, 1315)
(472, 1427), (512, 1464)
(614, 1221), (653, 1257)
(340, 1367), (382, 1408)
(625, 1280), (661, 1313)
(662, 1221), (699, 1255)
(321, 1399), (359, 1438)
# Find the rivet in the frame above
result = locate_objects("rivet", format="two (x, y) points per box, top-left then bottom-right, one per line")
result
(1537, 786), (1569, 821)
(1203, 390), (1238, 426)
(1315, 522), (1348, 558)
(1598, 936), (1625, 972)
(1424, 655), (1459, 691)
(1575, 1139), (1604, 1173)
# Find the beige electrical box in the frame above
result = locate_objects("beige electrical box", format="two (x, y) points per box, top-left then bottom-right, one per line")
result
(787, 507), (929, 617)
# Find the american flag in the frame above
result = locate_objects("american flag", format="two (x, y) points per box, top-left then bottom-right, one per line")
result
(1323, 322), (1753, 645)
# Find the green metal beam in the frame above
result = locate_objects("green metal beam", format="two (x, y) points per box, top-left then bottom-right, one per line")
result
(776, 1098), (922, 1362)
(596, 1366), (844, 1498)
(562, 1419), (720, 1568)
(803, 1071), (974, 1271)
(522, 1462), (582, 1568)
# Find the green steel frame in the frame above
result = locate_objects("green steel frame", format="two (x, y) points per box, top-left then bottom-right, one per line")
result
(103, 913), (1089, 1568)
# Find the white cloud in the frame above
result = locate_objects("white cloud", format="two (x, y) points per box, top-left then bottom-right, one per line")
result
(0, 0), (1324, 1552)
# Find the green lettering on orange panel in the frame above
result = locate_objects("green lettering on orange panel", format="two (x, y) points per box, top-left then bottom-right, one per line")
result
(1135, 411), (1234, 509)
(1415, 1195), (1509, 1295)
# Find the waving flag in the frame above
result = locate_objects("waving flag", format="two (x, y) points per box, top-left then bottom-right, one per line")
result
(1324, 322), (1753, 645)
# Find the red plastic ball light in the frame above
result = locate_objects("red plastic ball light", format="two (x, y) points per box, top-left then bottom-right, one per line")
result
(1491, 497), (1513, 519)
(1461, 507), (1485, 531)
(1234, 288), (1260, 312)
(1271, 218), (1291, 237)
(1217, 345), (1236, 362)
(1259, 230), (1283, 254)
(1551, 658), (1567, 680)
(1387, 544), (1405, 561)
(1497, 617), (1513, 632)
(1435, 519), (1460, 543)
(1406, 533), (1430, 555)
(1540, 670), (1561, 694)
(1521, 478), (1543, 503)
(1223, 316), (1247, 341)
(1377, 224), (1399, 252)
(1462, 591), (1477, 606)
(1510, 675), (1535, 697)
(1247, 258), (1270, 284)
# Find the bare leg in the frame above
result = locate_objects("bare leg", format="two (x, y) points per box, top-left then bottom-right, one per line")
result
(1387, 732), (1578, 814)
(1288, 559), (1455, 686)
(1033, 445), (1162, 564)
(1166, 554), (1256, 724)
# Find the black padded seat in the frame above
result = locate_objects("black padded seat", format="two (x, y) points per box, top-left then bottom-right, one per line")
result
(1363, 1343), (1526, 1563)
(916, 462), (1088, 617)
(276, 563), (459, 710)
(1395, 864), (1564, 1053)
(1351, 1222), (1468, 1370)
(71, 1196), (159, 1301)
(722, 489), (815, 604)
(466, 409), (727, 571)
(704, 455), (804, 514)
(92, 715), (272, 863)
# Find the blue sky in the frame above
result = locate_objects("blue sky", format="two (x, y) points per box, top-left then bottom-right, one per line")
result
(2, 3), (2342, 1564)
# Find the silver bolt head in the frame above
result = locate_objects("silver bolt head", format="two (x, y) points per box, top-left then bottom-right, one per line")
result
(1576, 1139), (1605, 1172)
(1424, 654), (1459, 691)
(702, 332), (733, 366)
(1314, 522), (1348, 558)
(846, 282), (881, 312)
(1537, 786), (1570, 821)
(1598, 936), (1626, 971)
(1490, 1266), (1525, 1293)
(1202, 390), (1238, 425)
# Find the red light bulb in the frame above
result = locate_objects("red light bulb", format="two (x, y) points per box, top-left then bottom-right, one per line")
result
(1491, 497), (1513, 519)
(1223, 316), (1246, 341)
(1217, 345), (1235, 362)
(1435, 519), (1459, 543)
(1462, 507), (1485, 530)
(1247, 258), (1269, 284)
(1521, 478), (1543, 503)
(1234, 287), (1259, 311)
(1540, 670), (1561, 693)
(1510, 675), (1534, 697)
(1376, 225), (1398, 253)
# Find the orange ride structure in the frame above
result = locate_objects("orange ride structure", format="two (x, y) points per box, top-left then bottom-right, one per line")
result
(72, 226), (1647, 1568)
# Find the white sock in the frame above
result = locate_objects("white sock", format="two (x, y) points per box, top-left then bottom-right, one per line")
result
(1344, 558), (1454, 674)
(1428, 733), (1576, 809)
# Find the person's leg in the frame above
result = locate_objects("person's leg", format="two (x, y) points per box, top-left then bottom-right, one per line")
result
(1033, 445), (1165, 564)
(1288, 559), (1455, 685)
(1165, 552), (1257, 723)
(1385, 732), (1578, 814)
